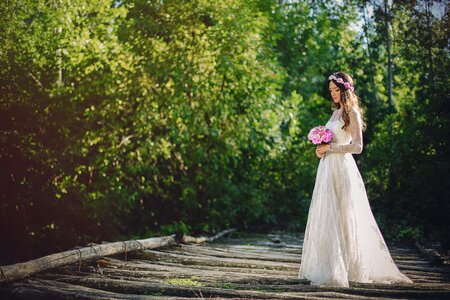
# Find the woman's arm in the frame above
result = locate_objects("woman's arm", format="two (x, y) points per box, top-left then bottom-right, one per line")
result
(327, 109), (363, 154)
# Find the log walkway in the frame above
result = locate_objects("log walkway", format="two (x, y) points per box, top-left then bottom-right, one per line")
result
(1, 231), (449, 299)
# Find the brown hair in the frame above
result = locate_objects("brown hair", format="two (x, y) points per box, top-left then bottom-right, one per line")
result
(328, 71), (367, 131)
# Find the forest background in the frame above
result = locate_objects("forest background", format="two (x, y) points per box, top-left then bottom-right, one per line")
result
(1, 0), (448, 264)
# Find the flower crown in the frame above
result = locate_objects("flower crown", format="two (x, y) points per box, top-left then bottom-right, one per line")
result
(328, 74), (354, 92)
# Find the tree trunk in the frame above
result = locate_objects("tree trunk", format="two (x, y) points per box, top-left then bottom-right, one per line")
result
(384, 0), (394, 144)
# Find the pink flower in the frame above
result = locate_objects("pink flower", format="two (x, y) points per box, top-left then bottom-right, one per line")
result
(307, 125), (334, 145)
(329, 74), (355, 91)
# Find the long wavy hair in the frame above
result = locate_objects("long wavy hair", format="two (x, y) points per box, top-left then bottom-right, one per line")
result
(328, 71), (367, 131)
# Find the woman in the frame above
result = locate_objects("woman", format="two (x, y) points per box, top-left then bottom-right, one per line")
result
(298, 71), (413, 287)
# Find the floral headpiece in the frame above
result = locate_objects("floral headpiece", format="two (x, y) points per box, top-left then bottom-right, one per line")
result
(328, 74), (354, 92)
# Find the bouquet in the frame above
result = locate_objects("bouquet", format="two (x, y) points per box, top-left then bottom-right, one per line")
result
(307, 125), (334, 145)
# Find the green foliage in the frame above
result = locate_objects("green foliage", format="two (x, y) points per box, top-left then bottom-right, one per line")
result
(1, 0), (448, 262)
(361, 1), (449, 246)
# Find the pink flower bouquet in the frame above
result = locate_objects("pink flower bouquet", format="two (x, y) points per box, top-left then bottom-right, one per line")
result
(307, 125), (334, 145)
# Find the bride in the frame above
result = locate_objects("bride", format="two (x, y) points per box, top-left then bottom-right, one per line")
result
(298, 71), (413, 287)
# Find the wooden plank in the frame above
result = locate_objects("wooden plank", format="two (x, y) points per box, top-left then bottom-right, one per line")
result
(0, 229), (236, 283)
(29, 276), (400, 300)
(0, 278), (151, 299)
(134, 249), (300, 270)
(172, 244), (302, 262)
(25, 274), (450, 300)
(2, 231), (450, 299)
(51, 258), (299, 281)
(0, 235), (176, 284)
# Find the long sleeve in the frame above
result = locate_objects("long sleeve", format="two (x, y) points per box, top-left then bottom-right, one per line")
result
(327, 108), (363, 154)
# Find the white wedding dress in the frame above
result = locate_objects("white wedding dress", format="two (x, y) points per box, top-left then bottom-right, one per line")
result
(299, 107), (413, 287)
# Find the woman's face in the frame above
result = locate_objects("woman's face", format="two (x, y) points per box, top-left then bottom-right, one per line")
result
(329, 81), (341, 104)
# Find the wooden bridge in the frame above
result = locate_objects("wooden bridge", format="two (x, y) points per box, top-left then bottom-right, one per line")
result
(1, 230), (449, 299)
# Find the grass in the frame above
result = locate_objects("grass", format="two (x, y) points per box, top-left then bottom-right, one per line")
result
(164, 276), (203, 287)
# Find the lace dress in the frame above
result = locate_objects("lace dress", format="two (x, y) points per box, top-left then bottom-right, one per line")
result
(298, 107), (413, 287)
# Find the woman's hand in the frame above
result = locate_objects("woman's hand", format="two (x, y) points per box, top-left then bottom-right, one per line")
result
(316, 144), (330, 158)
(315, 149), (323, 158)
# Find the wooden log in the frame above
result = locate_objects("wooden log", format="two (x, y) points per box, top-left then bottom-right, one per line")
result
(181, 228), (236, 243)
(415, 241), (445, 266)
(42, 265), (450, 295)
(0, 235), (177, 284)
(46, 273), (450, 300)
(168, 244), (302, 263)
(56, 256), (450, 289)
(0, 228), (236, 283)
(134, 249), (300, 270)
(30, 276), (384, 300)
(4, 230), (450, 299)
(215, 243), (303, 255)
(50, 258), (298, 281)
(395, 263), (450, 274)
(214, 282), (450, 299)
(0, 278), (167, 300)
